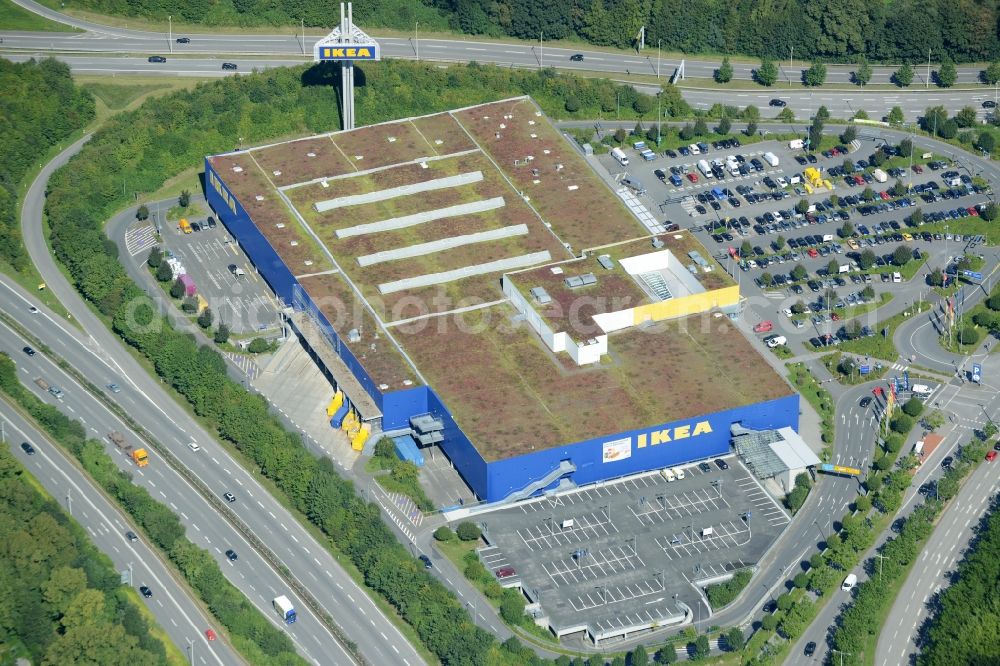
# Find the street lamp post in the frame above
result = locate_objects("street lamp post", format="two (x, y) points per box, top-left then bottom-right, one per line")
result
(415, 22), (419, 60)
(539, 32), (543, 70)
(927, 49), (931, 89)
(832, 649), (852, 666)
(186, 638), (194, 666)
(657, 39), (661, 79)
(168, 16), (172, 53)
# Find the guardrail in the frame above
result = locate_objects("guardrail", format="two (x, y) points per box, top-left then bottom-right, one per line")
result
(0, 311), (368, 666)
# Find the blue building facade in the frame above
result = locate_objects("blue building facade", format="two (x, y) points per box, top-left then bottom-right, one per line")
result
(206, 156), (801, 504)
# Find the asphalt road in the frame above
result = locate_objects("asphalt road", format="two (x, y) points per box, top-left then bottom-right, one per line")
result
(875, 444), (999, 666)
(0, 401), (242, 666)
(15, 142), (425, 664)
(0, 311), (353, 665)
(3, 0), (994, 87)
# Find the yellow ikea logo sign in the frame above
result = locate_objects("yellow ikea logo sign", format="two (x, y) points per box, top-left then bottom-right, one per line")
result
(320, 46), (376, 60)
(636, 420), (713, 448)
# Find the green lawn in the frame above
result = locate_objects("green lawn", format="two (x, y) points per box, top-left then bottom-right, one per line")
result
(787, 362), (835, 451)
(822, 351), (889, 385)
(0, 0), (80, 30)
(837, 301), (932, 360)
(83, 82), (174, 111)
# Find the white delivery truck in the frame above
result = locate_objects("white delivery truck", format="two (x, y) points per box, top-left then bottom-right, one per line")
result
(789, 139), (804, 150)
(763, 152), (779, 167)
(911, 384), (933, 398)
(697, 159), (713, 178)
(872, 168), (888, 183)
(272, 595), (297, 624)
(611, 147), (629, 166)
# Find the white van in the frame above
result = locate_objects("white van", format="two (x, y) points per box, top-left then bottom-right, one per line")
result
(611, 147), (629, 166)
(672, 466), (686, 480)
(661, 467), (677, 482)
(892, 272), (902, 283)
(911, 384), (933, 398)
(841, 573), (858, 591)
(689, 144), (701, 155)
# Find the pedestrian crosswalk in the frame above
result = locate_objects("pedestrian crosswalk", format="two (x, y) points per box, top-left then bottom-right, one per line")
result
(124, 223), (157, 257)
(225, 351), (260, 381)
(387, 492), (425, 527)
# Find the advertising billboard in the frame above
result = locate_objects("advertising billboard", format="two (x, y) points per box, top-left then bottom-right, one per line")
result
(316, 44), (380, 61)
(602, 438), (632, 463)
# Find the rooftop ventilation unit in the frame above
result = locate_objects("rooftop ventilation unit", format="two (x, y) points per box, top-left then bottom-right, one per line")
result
(529, 287), (552, 304)
(597, 254), (614, 270)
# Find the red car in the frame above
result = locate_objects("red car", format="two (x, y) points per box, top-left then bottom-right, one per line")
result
(753, 321), (774, 333)
(495, 566), (517, 579)
(687, 173), (699, 183)
(987, 450), (997, 462)
(912, 164), (924, 174)
(854, 175), (864, 186)
(968, 207), (979, 216)
(807, 248), (819, 258)
(831, 313), (841, 321)
(205, 629), (217, 641)
(879, 190), (891, 201)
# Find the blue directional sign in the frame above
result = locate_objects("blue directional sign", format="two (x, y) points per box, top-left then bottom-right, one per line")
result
(961, 270), (983, 281)
(972, 363), (982, 383)
(903, 370), (910, 391)
(860, 365), (871, 375)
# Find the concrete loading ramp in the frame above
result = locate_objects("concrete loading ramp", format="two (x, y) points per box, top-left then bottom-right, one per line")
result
(357, 224), (530, 267)
(336, 197), (506, 239)
(378, 251), (551, 294)
(313, 171), (484, 212)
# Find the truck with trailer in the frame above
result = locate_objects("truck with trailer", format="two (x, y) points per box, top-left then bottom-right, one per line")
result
(109, 431), (149, 467)
(273, 595), (297, 624)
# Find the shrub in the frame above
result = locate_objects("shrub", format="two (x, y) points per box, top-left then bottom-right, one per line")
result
(564, 96), (580, 113)
(213, 323), (230, 344)
(891, 414), (914, 434)
(169, 277), (185, 299)
(146, 246), (161, 268)
(181, 296), (198, 313)
(705, 569), (752, 608)
(197, 307), (213, 329)
(247, 337), (271, 353)
(499, 589), (526, 624)
(456, 521), (482, 541)
(957, 325), (979, 345)
(902, 397), (923, 417)
(155, 261), (173, 282)
(433, 526), (455, 542)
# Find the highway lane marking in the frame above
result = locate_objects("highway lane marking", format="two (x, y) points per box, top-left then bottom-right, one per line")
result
(380, 632), (388, 641)
(192, 523), (200, 531)
(314, 558), (321, 566)
(159, 491), (167, 499)
(347, 594), (354, 602)
(257, 500), (265, 509)
(149, 480), (156, 487)
(181, 512), (188, 520)
(280, 522), (288, 531)
(290, 534), (299, 543)
(66, 404), (75, 412)
(170, 502), (178, 510)
(392, 645), (399, 654)
(224, 468), (231, 475)
(211, 457), (220, 465)
(268, 511), (276, 519)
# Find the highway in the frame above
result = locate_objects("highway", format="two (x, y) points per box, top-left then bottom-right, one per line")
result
(0, 310), (354, 665)
(875, 446), (999, 666)
(0, 401), (242, 666)
(14, 138), (425, 664)
(3, 0), (994, 87)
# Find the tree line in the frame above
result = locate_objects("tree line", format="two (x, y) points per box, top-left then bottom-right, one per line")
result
(0, 354), (305, 665)
(0, 429), (169, 665)
(0, 58), (94, 272)
(42, 59), (680, 665)
(59, 0), (1000, 63)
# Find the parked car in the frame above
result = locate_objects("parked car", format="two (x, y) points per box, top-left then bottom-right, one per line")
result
(753, 321), (774, 333)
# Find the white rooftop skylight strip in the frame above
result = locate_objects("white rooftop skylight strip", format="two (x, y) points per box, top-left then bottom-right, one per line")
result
(357, 224), (530, 267)
(313, 171), (483, 212)
(336, 197), (506, 239)
(378, 251), (552, 294)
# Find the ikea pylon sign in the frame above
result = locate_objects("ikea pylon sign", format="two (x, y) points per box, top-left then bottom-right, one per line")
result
(316, 44), (380, 60)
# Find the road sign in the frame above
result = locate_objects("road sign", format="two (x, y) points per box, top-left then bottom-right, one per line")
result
(961, 270), (983, 281)
(903, 370), (910, 391)
(972, 363), (982, 383)
(860, 365), (871, 375)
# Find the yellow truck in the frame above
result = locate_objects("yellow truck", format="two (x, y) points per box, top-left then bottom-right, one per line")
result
(109, 430), (149, 467)
(179, 218), (192, 234)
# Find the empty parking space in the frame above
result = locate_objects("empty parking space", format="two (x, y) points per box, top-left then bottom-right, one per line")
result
(470, 457), (789, 639)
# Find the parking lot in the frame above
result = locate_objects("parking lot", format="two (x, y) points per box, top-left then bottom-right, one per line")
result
(474, 456), (790, 642)
(151, 214), (283, 334)
(595, 134), (991, 352)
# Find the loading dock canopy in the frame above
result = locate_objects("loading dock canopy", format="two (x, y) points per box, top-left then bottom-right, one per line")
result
(731, 425), (819, 480)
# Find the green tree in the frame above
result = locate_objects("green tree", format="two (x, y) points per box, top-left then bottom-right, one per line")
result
(146, 246), (162, 268)
(564, 96), (580, 113)
(891, 179), (907, 197)
(862, 186), (876, 201)
(717, 116), (731, 135)
(181, 296), (198, 313)
(715, 57), (733, 83)
(630, 645), (649, 665)
(840, 125), (857, 144)
(745, 120), (758, 137)
(170, 277), (185, 299)
(197, 307), (213, 329)
(887, 106), (904, 125)
(655, 645), (678, 663)
(774, 235), (786, 250)
(899, 138), (913, 157)
(777, 107), (794, 122)
(977, 132), (996, 154)
(498, 589), (525, 624)
(855, 57), (872, 86)
(892, 244), (912, 266)
(692, 635), (710, 660)
(984, 61), (1000, 85)
(804, 62), (827, 86)
(725, 626), (744, 652)
(940, 118), (959, 139)
(742, 104), (760, 122)
(456, 522), (482, 541)
(693, 117), (708, 136)
(859, 249), (876, 269)
(178, 189), (191, 207)
(895, 62), (914, 87)
(247, 337), (270, 353)
(958, 325), (979, 345)
(760, 272), (775, 287)
(891, 414), (914, 434)
(433, 525), (455, 541)
(809, 117), (824, 150)
(827, 259), (840, 276)
(633, 95), (653, 116)
(937, 58), (957, 87)
(756, 59), (778, 86)
(678, 124), (694, 141)
(791, 264), (808, 281)
(955, 106), (978, 128)
(740, 240), (753, 257)
(982, 203), (999, 221)
(136, 204), (149, 221)
(816, 105), (831, 121)
(902, 397), (924, 417)
(854, 109), (869, 120)
(213, 322), (230, 344)
(155, 260), (173, 282)
(839, 221), (855, 238)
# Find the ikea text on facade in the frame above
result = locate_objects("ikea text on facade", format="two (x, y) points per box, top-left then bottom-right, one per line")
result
(637, 420), (713, 448)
